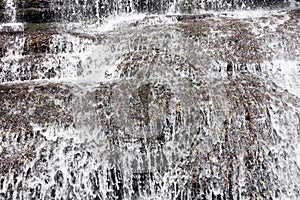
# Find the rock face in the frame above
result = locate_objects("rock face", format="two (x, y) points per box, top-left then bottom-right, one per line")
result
(0, 2), (300, 200)
(0, 0), (292, 23)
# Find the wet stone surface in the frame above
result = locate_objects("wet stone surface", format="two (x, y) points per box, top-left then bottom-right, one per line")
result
(0, 4), (300, 200)
(0, 0), (294, 23)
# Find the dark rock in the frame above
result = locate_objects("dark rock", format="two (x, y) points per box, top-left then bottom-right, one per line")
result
(16, 0), (51, 9)
(17, 8), (55, 23)
(0, 82), (73, 131)
(0, 0), (3, 9)
(0, 82), (73, 173)
(0, 10), (3, 23)
(227, 63), (233, 76)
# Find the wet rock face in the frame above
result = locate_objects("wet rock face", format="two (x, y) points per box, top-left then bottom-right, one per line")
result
(16, 0), (54, 23)
(0, 32), (91, 82)
(177, 0), (288, 12)
(0, 83), (73, 132)
(0, 83), (73, 183)
(17, 8), (54, 23)
(0, 0), (293, 23)
(0, 0), (4, 22)
(23, 34), (51, 54)
(0, 0), (3, 10)
(16, 0), (51, 8)
(0, 4), (300, 200)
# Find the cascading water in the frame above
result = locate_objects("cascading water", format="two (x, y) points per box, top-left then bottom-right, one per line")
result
(4, 0), (16, 23)
(44, 0), (293, 22)
(0, 0), (23, 31)
(0, 0), (300, 200)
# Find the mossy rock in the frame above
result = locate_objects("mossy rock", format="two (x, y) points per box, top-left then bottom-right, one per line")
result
(0, 0), (3, 9)
(24, 22), (57, 32)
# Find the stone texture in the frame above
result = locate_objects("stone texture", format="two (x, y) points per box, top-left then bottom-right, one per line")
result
(0, 0), (293, 23)
(17, 8), (55, 23)
(0, 7), (299, 200)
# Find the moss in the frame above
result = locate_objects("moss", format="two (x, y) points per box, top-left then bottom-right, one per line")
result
(24, 22), (56, 32)
(0, 0), (3, 9)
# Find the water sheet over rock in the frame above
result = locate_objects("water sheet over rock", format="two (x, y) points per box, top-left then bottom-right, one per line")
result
(0, 1), (300, 200)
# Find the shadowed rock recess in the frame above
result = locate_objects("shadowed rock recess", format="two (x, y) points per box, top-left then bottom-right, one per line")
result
(0, 1), (300, 200)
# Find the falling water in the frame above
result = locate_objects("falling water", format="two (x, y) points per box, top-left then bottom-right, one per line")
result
(0, 0), (23, 31)
(0, 0), (300, 200)
(4, 0), (16, 23)
(47, 0), (293, 22)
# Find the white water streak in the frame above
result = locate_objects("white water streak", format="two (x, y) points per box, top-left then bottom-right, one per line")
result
(4, 0), (16, 23)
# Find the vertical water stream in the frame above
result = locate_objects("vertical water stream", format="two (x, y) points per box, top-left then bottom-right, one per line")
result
(4, 0), (16, 23)
(0, 0), (23, 31)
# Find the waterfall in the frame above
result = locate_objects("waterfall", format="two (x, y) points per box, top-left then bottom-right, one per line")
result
(0, 0), (23, 31)
(0, 1), (299, 200)
(47, 0), (292, 22)
(4, 0), (16, 23)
